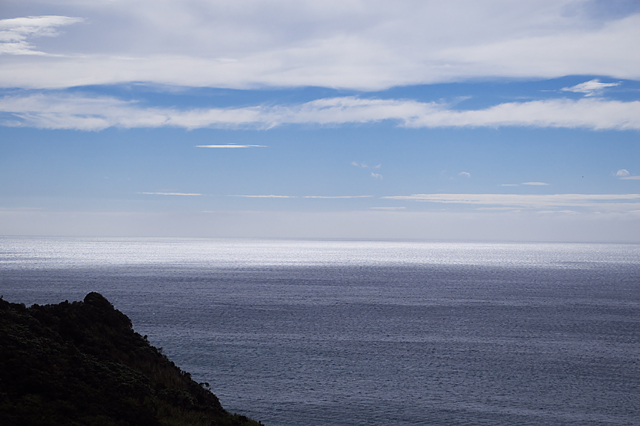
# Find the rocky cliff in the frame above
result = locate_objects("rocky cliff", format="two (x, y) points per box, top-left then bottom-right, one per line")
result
(0, 292), (261, 426)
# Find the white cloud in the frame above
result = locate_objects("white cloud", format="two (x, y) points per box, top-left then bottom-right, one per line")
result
(304, 195), (372, 199)
(475, 207), (521, 211)
(537, 210), (579, 215)
(616, 170), (640, 180)
(139, 192), (201, 196)
(351, 162), (368, 168)
(521, 182), (549, 186)
(2, 93), (639, 131)
(0, 3), (639, 89)
(403, 98), (640, 130)
(560, 79), (620, 96)
(196, 144), (266, 148)
(229, 195), (295, 198)
(459, 172), (471, 177)
(381, 193), (640, 211)
(371, 172), (382, 179)
(0, 16), (83, 55)
(370, 206), (406, 210)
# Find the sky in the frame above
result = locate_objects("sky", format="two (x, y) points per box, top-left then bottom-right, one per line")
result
(1, 0), (639, 242)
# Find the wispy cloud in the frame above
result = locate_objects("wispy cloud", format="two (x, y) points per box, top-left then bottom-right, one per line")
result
(0, 16), (83, 56)
(382, 193), (640, 211)
(399, 98), (640, 130)
(537, 210), (579, 215)
(3, 93), (638, 131)
(371, 206), (406, 210)
(371, 172), (383, 179)
(561, 79), (620, 97)
(459, 172), (471, 177)
(196, 144), (266, 148)
(501, 182), (549, 186)
(229, 195), (295, 198)
(139, 192), (201, 196)
(304, 195), (372, 199)
(620, 176), (640, 180)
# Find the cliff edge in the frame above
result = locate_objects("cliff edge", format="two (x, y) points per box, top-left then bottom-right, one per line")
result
(0, 293), (261, 426)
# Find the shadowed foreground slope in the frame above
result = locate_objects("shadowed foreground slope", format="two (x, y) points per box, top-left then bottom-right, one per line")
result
(0, 292), (262, 426)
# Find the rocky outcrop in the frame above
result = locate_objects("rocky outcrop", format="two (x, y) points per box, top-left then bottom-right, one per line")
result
(0, 293), (261, 426)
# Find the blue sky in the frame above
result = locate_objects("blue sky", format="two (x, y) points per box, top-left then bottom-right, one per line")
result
(1, 0), (639, 241)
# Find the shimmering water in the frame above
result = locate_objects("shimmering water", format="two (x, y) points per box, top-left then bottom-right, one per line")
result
(1, 237), (639, 425)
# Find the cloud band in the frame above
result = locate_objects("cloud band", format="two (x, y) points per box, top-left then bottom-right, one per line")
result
(2, 94), (639, 131)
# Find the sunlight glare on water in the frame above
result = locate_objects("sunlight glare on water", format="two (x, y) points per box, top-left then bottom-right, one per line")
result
(1, 237), (639, 269)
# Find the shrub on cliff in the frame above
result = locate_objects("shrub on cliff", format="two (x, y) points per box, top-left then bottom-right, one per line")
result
(0, 293), (262, 426)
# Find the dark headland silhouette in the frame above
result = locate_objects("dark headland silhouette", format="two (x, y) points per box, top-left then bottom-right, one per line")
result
(0, 292), (262, 426)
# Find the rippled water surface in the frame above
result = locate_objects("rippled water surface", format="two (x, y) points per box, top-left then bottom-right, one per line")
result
(1, 237), (639, 425)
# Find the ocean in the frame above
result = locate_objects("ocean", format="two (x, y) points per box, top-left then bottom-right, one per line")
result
(1, 237), (639, 425)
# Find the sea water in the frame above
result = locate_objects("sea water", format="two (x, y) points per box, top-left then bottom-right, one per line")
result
(1, 237), (639, 425)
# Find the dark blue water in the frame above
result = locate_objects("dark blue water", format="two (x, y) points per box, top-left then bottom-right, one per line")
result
(1, 238), (639, 425)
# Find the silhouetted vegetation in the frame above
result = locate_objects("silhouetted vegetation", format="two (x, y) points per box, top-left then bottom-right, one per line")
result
(0, 293), (262, 426)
